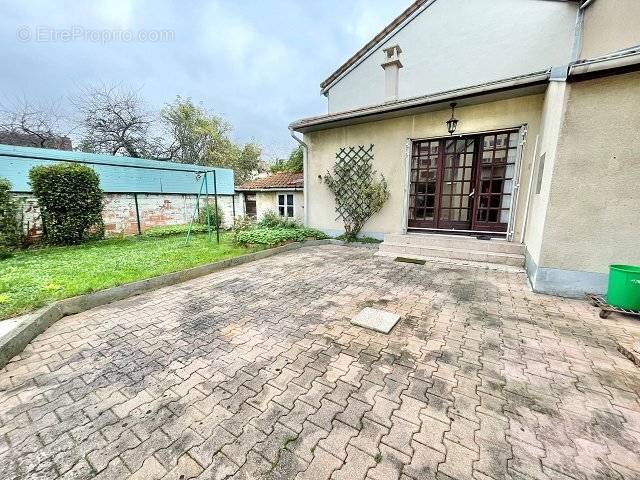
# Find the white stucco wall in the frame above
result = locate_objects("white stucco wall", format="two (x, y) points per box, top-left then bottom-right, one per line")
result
(326, 0), (577, 113)
(236, 191), (304, 223)
(540, 71), (640, 273)
(580, 0), (640, 59)
(523, 81), (569, 266)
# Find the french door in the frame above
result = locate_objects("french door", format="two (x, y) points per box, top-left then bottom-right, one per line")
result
(407, 130), (519, 234)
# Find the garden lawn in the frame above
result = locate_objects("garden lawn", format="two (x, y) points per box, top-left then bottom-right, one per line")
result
(0, 233), (262, 320)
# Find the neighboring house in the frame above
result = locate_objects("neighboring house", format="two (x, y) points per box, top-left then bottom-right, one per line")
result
(290, 0), (640, 297)
(235, 171), (304, 222)
(0, 132), (72, 150)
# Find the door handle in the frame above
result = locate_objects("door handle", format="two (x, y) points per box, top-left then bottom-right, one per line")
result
(468, 189), (475, 197)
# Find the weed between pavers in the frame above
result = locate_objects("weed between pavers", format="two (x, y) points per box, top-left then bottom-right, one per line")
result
(268, 435), (299, 472)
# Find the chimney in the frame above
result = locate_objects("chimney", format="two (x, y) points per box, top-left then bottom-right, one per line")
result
(381, 45), (403, 102)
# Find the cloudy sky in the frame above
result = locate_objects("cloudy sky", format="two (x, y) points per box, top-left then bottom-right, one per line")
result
(0, 0), (408, 160)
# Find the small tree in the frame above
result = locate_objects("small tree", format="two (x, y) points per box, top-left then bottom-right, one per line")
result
(28, 163), (104, 245)
(324, 144), (389, 241)
(270, 145), (303, 173)
(0, 178), (20, 258)
(197, 203), (224, 230)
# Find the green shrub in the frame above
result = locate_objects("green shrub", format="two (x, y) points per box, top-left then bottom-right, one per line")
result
(258, 210), (300, 229)
(232, 214), (254, 232)
(143, 223), (209, 238)
(234, 227), (327, 247)
(198, 203), (224, 229)
(335, 234), (382, 244)
(28, 163), (104, 245)
(0, 178), (21, 258)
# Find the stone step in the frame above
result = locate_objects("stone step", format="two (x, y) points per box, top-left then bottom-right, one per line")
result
(374, 251), (525, 272)
(384, 233), (525, 255)
(378, 242), (525, 267)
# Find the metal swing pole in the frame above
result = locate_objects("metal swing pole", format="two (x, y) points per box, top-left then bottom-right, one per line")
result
(213, 170), (220, 244)
(204, 171), (212, 241)
(185, 172), (206, 244)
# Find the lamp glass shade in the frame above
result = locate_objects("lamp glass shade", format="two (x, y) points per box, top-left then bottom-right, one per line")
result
(446, 117), (458, 135)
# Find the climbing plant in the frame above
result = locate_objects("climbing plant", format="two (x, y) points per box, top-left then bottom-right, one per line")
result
(324, 144), (389, 241)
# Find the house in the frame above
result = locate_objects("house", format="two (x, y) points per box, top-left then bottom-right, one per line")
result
(290, 0), (640, 297)
(0, 132), (72, 150)
(235, 171), (304, 222)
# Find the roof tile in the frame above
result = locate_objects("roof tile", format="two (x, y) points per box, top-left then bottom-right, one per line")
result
(236, 171), (303, 190)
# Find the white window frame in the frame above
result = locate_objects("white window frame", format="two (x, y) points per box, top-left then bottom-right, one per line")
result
(277, 193), (295, 218)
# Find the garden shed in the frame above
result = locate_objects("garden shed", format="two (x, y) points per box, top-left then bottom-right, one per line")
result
(0, 143), (235, 237)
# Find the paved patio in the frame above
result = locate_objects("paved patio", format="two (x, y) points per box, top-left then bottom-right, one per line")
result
(1, 245), (640, 480)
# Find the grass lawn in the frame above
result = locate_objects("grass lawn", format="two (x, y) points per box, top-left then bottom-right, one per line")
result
(0, 232), (263, 320)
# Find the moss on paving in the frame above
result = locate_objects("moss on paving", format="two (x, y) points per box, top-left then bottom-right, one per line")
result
(0, 232), (262, 320)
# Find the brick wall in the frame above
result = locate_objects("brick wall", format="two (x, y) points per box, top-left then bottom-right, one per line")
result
(16, 193), (236, 238)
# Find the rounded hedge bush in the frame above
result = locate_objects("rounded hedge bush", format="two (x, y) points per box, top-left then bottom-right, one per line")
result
(28, 163), (104, 245)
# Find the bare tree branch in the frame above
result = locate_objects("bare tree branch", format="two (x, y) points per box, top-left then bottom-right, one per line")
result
(0, 97), (72, 149)
(73, 83), (154, 157)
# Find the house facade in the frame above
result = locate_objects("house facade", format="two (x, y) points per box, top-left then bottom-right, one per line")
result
(235, 171), (304, 222)
(290, 0), (640, 297)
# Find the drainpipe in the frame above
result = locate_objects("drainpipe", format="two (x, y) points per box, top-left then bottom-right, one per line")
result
(520, 135), (539, 244)
(289, 127), (309, 226)
(580, 0), (597, 9)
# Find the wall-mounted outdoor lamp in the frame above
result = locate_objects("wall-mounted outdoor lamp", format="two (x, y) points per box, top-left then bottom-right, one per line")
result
(446, 102), (458, 136)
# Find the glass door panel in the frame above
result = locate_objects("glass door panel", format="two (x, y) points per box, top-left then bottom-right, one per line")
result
(408, 140), (439, 228)
(438, 138), (475, 230)
(472, 131), (519, 233)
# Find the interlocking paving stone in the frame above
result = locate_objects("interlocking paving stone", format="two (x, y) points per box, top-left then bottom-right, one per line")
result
(1, 245), (640, 479)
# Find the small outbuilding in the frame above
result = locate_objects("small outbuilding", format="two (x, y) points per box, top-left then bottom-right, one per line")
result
(235, 171), (304, 222)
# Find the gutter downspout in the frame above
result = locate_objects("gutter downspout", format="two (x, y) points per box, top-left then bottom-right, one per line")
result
(571, 1), (585, 62)
(289, 127), (309, 226)
(580, 0), (597, 10)
(520, 134), (539, 244)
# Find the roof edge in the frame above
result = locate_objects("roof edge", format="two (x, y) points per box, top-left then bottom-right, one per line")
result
(294, 70), (551, 131)
(319, 0), (432, 92)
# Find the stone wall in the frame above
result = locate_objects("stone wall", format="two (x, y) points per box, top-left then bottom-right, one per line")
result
(16, 192), (236, 238)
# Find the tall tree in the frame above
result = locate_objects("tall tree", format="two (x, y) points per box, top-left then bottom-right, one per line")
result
(160, 96), (229, 165)
(74, 84), (153, 157)
(160, 97), (263, 183)
(270, 145), (303, 173)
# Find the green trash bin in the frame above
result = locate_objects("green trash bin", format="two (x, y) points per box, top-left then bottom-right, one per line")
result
(607, 264), (640, 310)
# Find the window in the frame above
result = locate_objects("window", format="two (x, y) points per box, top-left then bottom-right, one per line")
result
(278, 193), (294, 217)
(244, 194), (257, 218)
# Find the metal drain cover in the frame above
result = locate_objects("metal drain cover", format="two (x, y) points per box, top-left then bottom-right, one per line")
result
(351, 307), (400, 334)
(395, 257), (426, 265)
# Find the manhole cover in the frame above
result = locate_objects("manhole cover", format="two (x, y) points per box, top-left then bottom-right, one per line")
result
(351, 307), (400, 334)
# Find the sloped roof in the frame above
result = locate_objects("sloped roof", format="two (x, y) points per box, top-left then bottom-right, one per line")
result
(320, 0), (428, 90)
(236, 171), (303, 191)
(319, 0), (578, 92)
